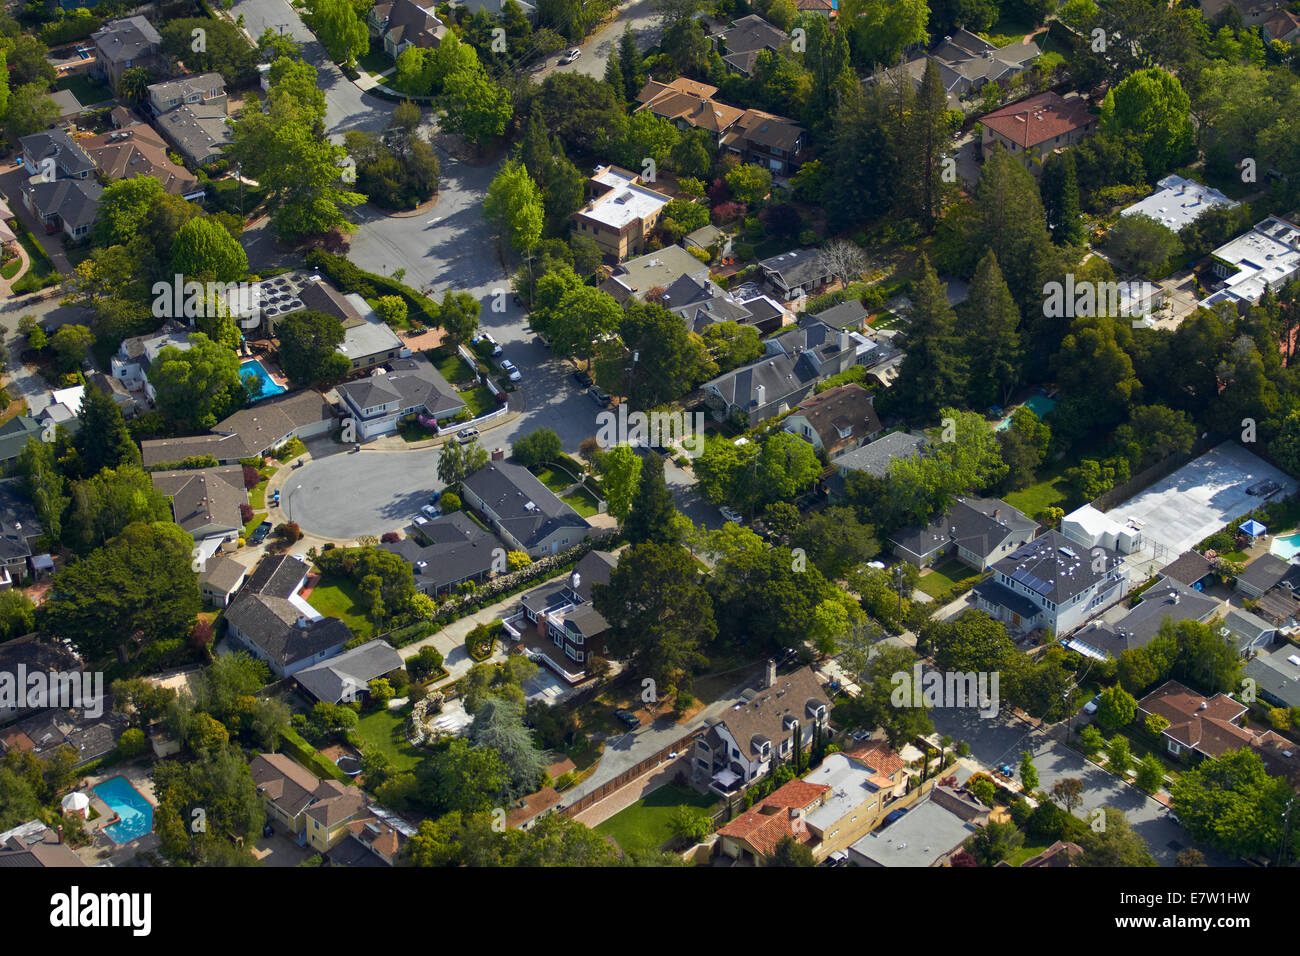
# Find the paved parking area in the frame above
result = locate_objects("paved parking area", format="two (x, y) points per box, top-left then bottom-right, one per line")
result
(283, 442), (442, 539)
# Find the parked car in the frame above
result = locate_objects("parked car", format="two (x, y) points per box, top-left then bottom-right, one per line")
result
(250, 521), (273, 544)
(572, 369), (593, 388)
(421, 504), (441, 519)
(501, 358), (522, 382)
(614, 708), (640, 729)
(589, 386), (611, 407)
(1083, 694), (1102, 715)
(563, 48), (581, 63)
(456, 427), (480, 444)
(719, 506), (743, 524)
(473, 332), (503, 356)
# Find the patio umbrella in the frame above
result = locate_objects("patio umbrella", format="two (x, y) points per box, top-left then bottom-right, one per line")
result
(60, 791), (89, 814)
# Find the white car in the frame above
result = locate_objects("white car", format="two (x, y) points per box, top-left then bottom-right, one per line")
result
(421, 504), (441, 519)
(562, 48), (581, 63)
(473, 332), (502, 356)
(501, 359), (522, 382)
(719, 506), (743, 524)
(456, 427), (479, 444)
(1083, 694), (1102, 715)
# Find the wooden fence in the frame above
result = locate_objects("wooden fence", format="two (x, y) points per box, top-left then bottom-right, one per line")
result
(562, 731), (702, 817)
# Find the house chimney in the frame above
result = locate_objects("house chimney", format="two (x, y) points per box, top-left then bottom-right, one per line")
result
(754, 383), (766, 406)
(571, 571), (581, 592)
(296, 616), (310, 629)
(765, 658), (777, 688)
(491, 447), (505, 461)
(839, 329), (849, 352)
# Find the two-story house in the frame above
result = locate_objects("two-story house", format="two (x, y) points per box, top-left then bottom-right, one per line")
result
(90, 16), (163, 90)
(570, 165), (671, 261)
(250, 753), (369, 851)
(18, 129), (101, 241)
(149, 465), (248, 562)
(110, 320), (191, 409)
(720, 108), (807, 176)
(334, 354), (463, 439)
(971, 530), (1130, 635)
(782, 384), (882, 457)
(368, 0), (446, 59)
(508, 550), (618, 680)
(458, 462), (592, 558)
(694, 662), (829, 795)
(978, 92), (1097, 175)
(146, 73), (227, 115)
(890, 497), (1039, 571)
(713, 14), (789, 76)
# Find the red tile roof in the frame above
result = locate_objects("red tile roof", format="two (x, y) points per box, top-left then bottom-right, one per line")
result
(981, 92), (1095, 150)
(717, 779), (830, 857)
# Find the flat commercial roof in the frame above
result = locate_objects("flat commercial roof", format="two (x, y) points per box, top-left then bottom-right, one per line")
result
(1107, 441), (1297, 557)
(1121, 175), (1237, 233)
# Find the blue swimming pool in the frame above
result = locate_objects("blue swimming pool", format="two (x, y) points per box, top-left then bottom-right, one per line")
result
(241, 359), (287, 401)
(92, 776), (154, 845)
(1272, 532), (1300, 560)
(995, 394), (1058, 431)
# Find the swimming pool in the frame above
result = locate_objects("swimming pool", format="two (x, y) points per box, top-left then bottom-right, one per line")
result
(241, 359), (287, 401)
(995, 394), (1058, 431)
(1272, 532), (1300, 560)
(92, 776), (154, 845)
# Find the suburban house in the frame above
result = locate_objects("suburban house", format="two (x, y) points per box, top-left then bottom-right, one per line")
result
(223, 554), (354, 678)
(150, 465), (249, 562)
(715, 779), (831, 864)
(758, 248), (831, 301)
(1121, 175), (1237, 234)
(20, 129), (95, 181)
(31, 385), (84, 434)
(684, 223), (732, 260)
(1199, 0), (1287, 26)
(1220, 606), (1277, 656)
(146, 72), (227, 115)
(0, 820), (85, 867)
(636, 77), (744, 141)
(81, 123), (202, 200)
(88, 371), (136, 421)
(1066, 579), (1221, 660)
(449, 0), (538, 20)
(1201, 216), (1300, 311)
(1157, 550), (1214, 591)
(782, 384), (882, 457)
(296, 279), (407, 371)
(1135, 679), (1300, 788)
(0, 484), (43, 590)
(902, 29), (1040, 99)
(0, 417), (44, 473)
(794, 0), (836, 16)
(1234, 553), (1293, 599)
(90, 16), (162, 90)
(250, 753), (369, 851)
(571, 166), (671, 261)
(383, 511), (504, 597)
(1262, 8), (1300, 42)
(713, 14), (789, 76)
(1060, 504), (1144, 556)
(507, 550), (619, 680)
(1244, 644), (1300, 709)
(700, 318), (893, 426)
(368, 0), (446, 59)
(814, 300), (870, 332)
(660, 271), (791, 335)
(295, 640), (405, 705)
(324, 815), (410, 867)
(110, 320), (191, 412)
(334, 355), (464, 439)
(600, 244), (708, 302)
(459, 461), (593, 558)
(827, 430), (931, 501)
(978, 92), (1098, 172)
(140, 389), (336, 467)
(889, 497), (1038, 571)
(2, 704), (125, 767)
(846, 787), (987, 867)
(198, 555), (247, 608)
(0, 635), (81, 725)
(793, 744), (911, 861)
(720, 108), (808, 176)
(694, 662), (829, 795)
(154, 103), (231, 166)
(971, 530), (1131, 635)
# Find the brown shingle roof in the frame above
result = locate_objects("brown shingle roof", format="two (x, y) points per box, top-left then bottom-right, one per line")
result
(980, 92), (1095, 150)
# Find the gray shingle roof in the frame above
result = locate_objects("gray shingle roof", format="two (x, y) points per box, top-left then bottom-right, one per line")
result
(92, 15), (162, 64)
(24, 178), (102, 230)
(461, 461), (590, 551)
(381, 511), (501, 592)
(337, 355), (463, 418)
(20, 129), (95, 177)
(992, 530), (1121, 605)
(890, 496), (1037, 563)
(295, 640), (404, 703)
(832, 431), (930, 478)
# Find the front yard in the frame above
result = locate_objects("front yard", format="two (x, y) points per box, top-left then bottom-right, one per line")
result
(561, 487), (601, 518)
(593, 785), (718, 855)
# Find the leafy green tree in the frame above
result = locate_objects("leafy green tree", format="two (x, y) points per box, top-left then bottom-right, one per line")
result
(511, 428), (562, 468)
(790, 506), (879, 579)
(1105, 735), (1132, 777)
(1104, 213), (1182, 276)
(1040, 151), (1084, 246)
(549, 286), (622, 364)
(836, 643), (934, 748)
(1134, 753), (1166, 793)
(18, 435), (69, 545)
(439, 61), (512, 149)
(306, 0), (368, 66)
(277, 310), (347, 386)
(1019, 750), (1039, 792)
(769, 834), (816, 866)
(596, 300), (714, 408)
(1100, 67), (1194, 177)
(699, 322), (763, 373)
(964, 819), (1024, 866)
(1170, 749), (1296, 862)
(595, 445), (641, 521)
(437, 439), (489, 486)
(4, 82), (58, 137)
(962, 251), (1021, 408)
(1113, 405), (1196, 471)
(38, 521), (201, 661)
(152, 745), (264, 865)
(116, 66), (152, 103)
(468, 696), (548, 798)
(725, 164), (773, 204)
(63, 465), (172, 556)
(48, 324), (93, 373)
(170, 217), (248, 283)
(151, 333), (246, 430)
(1095, 685), (1137, 732)
(484, 159), (544, 253)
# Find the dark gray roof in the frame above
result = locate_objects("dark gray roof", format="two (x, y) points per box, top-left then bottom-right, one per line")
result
(814, 301), (870, 330)
(226, 596), (353, 668)
(1068, 581), (1220, 658)
(717, 14), (788, 56)
(970, 579), (1041, 620)
(92, 16), (162, 64)
(381, 511), (501, 592)
(890, 497), (1037, 563)
(0, 417), (42, 463)
(20, 129), (95, 177)
(25, 178), (102, 229)
(519, 550), (617, 618)
(461, 462), (590, 550)
(992, 530), (1121, 605)
(832, 431), (930, 478)
(295, 640), (404, 703)
(1158, 550), (1214, 587)
(337, 355), (463, 419)
(1237, 553), (1291, 593)
(156, 103), (230, 162)
(245, 553), (311, 599)
(1244, 644), (1300, 708)
(758, 248), (826, 290)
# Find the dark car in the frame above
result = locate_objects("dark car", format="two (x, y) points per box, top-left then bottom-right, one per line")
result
(262, 823), (274, 838)
(250, 521), (273, 544)
(589, 386), (611, 407)
(573, 370), (593, 388)
(614, 708), (640, 729)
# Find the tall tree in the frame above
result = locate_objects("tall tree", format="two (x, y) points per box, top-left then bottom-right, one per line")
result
(618, 26), (644, 102)
(1040, 151), (1084, 247)
(880, 257), (967, 424)
(624, 453), (679, 546)
(74, 386), (140, 476)
(963, 251), (1022, 408)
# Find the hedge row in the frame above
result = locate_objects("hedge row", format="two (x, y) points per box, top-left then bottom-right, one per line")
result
(305, 249), (440, 327)
(281, 727), (349, 782)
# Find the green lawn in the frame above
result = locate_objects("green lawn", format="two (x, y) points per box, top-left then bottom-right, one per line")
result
(980, 13), (1036, 45)
(1003, 843), (1051, 867)
(243, 512), (268, 538)
(55, 73), (111, 105)
(459, 384), (498, 418)
(14, 229), (54, 280)
(1004, 464), (1073, 519)
(250, 478), (269, 510)
(354, 707), (424, 774)
(306, 577), (375, 638)
(594, 785), (718, 855)
(430, 347), (474, 386)
(917, 558), (975, 599)
(357, 45), (393, 77)
(561, 487), (601, 518)
(1, 256), (21, 279)
(531, 465), (575, 494)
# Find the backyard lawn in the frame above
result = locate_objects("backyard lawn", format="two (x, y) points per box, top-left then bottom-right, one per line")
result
(429, 347), (474, 386)
(562, 487), (601, 518)
(1004, 463), (1073, 519)
(306, 576), (375, 638)
(531, 465), (576, 494)
(916, 558), (976, 599)
(354, 707), (424, 774)
(594, 785), (718, 855)
(55, 74), (111, 105)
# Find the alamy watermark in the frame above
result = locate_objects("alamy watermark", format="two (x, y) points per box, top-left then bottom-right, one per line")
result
(151, 274), (264, 328)
(0, 666), (104, 718)
(891, 663), (1000, 718)
(594, 405), (706, 458)
(1042, 275), (1162, 324)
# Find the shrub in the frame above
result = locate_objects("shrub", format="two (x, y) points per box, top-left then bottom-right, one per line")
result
(440, 491), (461, 512)
(381, 531), (401, 543)
(116, 727), (146, 759)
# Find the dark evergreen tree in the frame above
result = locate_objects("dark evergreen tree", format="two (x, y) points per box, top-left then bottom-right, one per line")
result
(905, 60), (953, 232)
(1040, 151), (1085, 247)
(879, 257), (968, 424)
(617, 26), (643, 102)
(74, 386), (141, 477)
(624, 452), (679, 546)
(963, 251), (1022, 408)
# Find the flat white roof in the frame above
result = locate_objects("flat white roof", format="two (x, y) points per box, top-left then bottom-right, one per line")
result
(1201, 216), (1300, 307)
(1121, 175), (1237, 233)
(580, 184), (669, 230)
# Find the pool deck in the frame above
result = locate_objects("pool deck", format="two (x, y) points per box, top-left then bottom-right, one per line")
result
(68, 765), (162, 865)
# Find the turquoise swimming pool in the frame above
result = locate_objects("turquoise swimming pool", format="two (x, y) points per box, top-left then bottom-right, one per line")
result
(996, 394), (1058, 431)
(93, 776), (154, 844)
(1271, 532), (1300, 560)
(241, 359), (287, 402)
